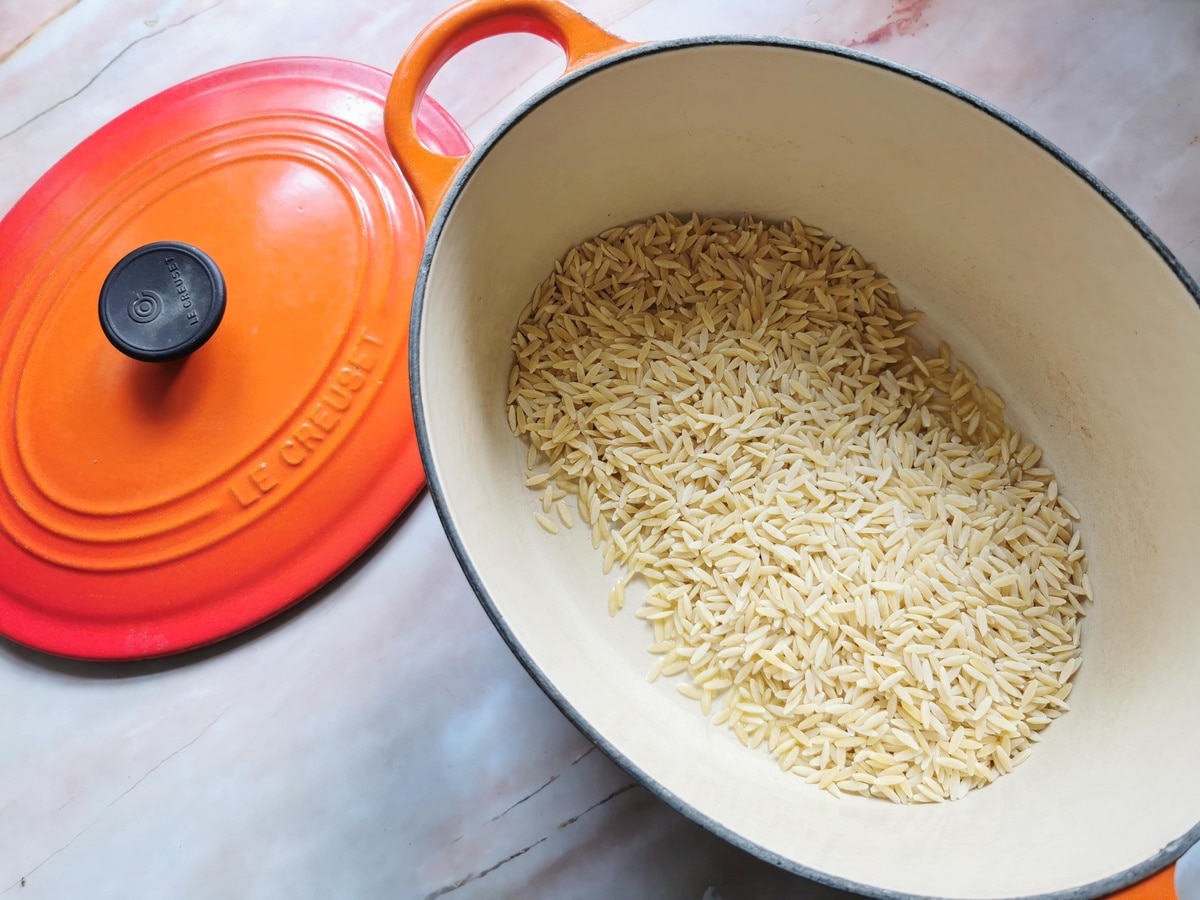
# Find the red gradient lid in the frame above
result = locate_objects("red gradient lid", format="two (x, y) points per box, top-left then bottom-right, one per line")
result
(0, 57), (469, 660)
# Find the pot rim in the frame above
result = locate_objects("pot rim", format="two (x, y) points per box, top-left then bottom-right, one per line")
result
(409, 34), (1200, 900)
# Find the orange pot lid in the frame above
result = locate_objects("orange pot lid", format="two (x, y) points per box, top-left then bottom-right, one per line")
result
(0, 57), (469, 660)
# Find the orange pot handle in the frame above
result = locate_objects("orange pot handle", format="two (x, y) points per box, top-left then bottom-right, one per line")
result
(385, 0), (634, 225)
(1107, 866), (1176, 899)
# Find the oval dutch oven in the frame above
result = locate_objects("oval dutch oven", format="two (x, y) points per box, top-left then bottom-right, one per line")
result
(385, 1), (1200, 897)
(0, 58), (469, 659)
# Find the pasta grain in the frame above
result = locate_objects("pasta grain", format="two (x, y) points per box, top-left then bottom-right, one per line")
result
(508, 213), (1090, 803)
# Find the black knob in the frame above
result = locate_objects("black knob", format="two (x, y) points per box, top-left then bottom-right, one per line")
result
(98, 241), (226, 362)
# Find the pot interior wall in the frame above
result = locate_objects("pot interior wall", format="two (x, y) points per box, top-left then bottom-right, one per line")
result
(417, 41), (1200, 899)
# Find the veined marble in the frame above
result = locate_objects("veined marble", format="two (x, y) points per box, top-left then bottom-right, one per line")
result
(1, 2), (1197, 897)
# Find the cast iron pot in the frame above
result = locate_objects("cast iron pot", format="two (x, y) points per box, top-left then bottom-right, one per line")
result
(386, 2), (1200, 896)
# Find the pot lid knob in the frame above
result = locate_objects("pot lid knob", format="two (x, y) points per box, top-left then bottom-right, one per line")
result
(98, 241), (226, 362)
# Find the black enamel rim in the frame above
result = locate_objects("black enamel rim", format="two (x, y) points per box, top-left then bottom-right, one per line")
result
(410, 36), (1200, 900)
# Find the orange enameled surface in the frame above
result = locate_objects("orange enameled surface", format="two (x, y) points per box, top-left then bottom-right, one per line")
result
(0, 57), (469, 659)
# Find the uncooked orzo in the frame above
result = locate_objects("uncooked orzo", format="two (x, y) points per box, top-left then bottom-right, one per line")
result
(506, 212), (1088, 803)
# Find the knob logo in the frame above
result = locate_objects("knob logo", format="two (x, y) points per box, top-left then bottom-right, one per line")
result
(128, 290), (162, 324)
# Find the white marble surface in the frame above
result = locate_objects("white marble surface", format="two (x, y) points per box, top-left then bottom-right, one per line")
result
(2, 1), (1199, 898)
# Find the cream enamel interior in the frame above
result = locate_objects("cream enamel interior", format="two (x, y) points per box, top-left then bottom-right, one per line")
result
(415, 43), (1200, 899)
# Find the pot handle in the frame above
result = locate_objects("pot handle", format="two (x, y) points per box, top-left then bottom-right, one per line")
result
(384, 0), (634, 225)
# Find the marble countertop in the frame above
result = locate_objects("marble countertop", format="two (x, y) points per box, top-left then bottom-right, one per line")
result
(2, 2), (1198, 898)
